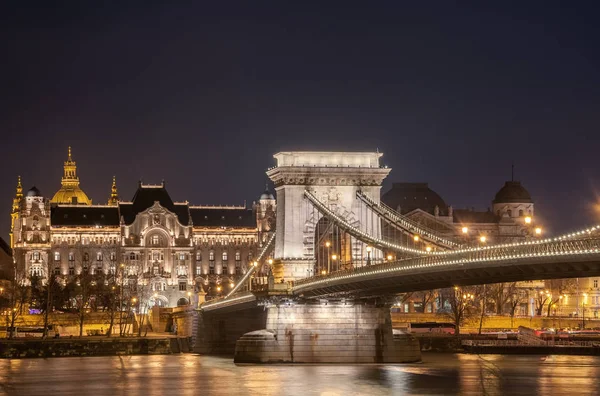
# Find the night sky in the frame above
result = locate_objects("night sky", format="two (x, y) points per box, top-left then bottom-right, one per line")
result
(2, 2), (600, 240)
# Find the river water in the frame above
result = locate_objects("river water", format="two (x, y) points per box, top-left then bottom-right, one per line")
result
(0, 353), (598, 396)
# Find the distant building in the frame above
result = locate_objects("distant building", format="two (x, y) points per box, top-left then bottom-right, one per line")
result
(382, 180), (545, 315)
(0, 237), (13, 295)
(10, 148), (275, 307)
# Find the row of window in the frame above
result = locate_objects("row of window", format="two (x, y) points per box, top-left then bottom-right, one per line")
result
(51, 251), (117, 262)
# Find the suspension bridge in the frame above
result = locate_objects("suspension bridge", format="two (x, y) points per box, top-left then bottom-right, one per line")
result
(196, 150), (600, 363)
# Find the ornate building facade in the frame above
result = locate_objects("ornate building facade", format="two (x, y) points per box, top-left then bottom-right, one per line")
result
(10, 148), (275, 307)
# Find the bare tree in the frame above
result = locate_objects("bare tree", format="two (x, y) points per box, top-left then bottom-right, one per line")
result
(488, 283), (511, 315)
(534, 288), (550, 316)
(441, 286), (478, 335)
(546, 279), (576, 317)
(6, 262), (29, 339)
(506, 284), (524, 327)
(412, 290), (436, 313)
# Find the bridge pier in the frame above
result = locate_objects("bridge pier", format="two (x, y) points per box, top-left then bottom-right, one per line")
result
(234, 302), (421, 363)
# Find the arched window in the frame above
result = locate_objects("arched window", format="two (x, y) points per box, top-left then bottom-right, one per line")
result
(130, 252), (136, 260)
(222, 251), (228, 261)
(507, 209), (512, 217)
(151, 235), (160, 246)
(518, 209), (524, 217)
(235, 251), (241, 261)
(209, 251), (215, 261)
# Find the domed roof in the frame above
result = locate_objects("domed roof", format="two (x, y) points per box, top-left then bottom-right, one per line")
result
(51, 187), (91, 205)
(26, 186), (42, 197)
(493, 181), (533, 204)
(381, 183), (448, 215)
(260, 190), (275, 200)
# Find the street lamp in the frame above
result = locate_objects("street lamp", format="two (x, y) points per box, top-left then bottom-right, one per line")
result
(425, 246), (432, 252)
(535, 227), (542, 236)
(525, 216), (532, 224)
(366, 246), (372, 266)
(387, 254), (393, 261)
(582, 293), (588, 329)
(331, 254), (337, 272)
(413, 235), (420, 242)
(325, 241), (331, 273)
(479, 236), (487, 243)
(461, 227), (468, 234)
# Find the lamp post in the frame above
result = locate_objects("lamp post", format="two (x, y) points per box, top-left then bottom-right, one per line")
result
(582, 293), (588, 329)
(325, 241), (331, 273)
(331, 254), (337, 272)
(366, 246), (372, 266)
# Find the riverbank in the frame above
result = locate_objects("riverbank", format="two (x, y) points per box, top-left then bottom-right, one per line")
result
(0, 336), (192, 358)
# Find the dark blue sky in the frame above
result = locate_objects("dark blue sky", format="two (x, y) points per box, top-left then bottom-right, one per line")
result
(2, 1), (600, 239)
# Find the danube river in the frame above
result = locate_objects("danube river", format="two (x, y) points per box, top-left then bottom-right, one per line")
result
(0, 353), (598, 395)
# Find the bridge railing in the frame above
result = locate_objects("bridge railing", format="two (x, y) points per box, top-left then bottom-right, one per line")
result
(305, 190), (428, 256)
(356, 190), (459, 249)
(292, 236), (600, 292)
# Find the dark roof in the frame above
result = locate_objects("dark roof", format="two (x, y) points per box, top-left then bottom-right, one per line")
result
(493, 181), (533, 204)
(0, 237), (11, 257)
(51, 205), (120, 227)
(26, 186), (41, 197)
(190, 208), (256, 228)
(120, 185), (190, 225)
(453, 209), (499, 224)
(381, 183), (448, 215)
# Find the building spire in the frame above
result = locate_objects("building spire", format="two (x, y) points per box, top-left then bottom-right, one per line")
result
(108, 176), (119, 205)
(62, 146), (79, 187)
(511, 161), (514, 182)
(12, 175), (23, 213)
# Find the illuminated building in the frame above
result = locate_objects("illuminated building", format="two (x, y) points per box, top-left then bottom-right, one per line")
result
(10, 148), (275, 307)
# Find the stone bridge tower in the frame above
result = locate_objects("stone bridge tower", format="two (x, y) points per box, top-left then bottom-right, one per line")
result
(266, 151), (390, 281)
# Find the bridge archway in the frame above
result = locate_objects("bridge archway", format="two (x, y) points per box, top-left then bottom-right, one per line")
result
(267, 151), (390, 281)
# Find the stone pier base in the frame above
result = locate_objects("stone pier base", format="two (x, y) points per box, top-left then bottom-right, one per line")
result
(234, 303), (421, 363)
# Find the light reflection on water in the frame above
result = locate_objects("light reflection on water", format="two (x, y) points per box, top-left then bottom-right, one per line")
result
(1, 353), (599, 396)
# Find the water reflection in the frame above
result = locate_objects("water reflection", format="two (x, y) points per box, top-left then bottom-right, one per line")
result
(0, 353), (599, 395)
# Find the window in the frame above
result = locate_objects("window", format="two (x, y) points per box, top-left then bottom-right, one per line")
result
(54, 267), (61, 275)
(177, 265), (186, 276)
(153, 251), (160, 261)
(519, 209), (524, 217)
(196, 265), (202, 275)
(68, 261), (75, 275)
(83, 253), (89, 262)
(507, 209), (512, 217)
(54, 251), (61, 261)
(222, 264), (228, 275)
(151, 235), (159, 246)
(96, 252), (103, 261)
(222, 251), (228, 261)
(68, 252), (74, 261)
(235, 251), (241, 261)
(130, 252), (136, 260)
(179, 282), (187, 291)
(235, 261), (241, 275)
(595, 280), (598, 289)
(179, 253), (186, 261)
(97, 262), (103, 272)
(196, 252), (202, 261)
(209, 261), (215, 274)
(110, 252), (116, 261)
(32, 252), (40, 261)
(209, 251), (215, 261)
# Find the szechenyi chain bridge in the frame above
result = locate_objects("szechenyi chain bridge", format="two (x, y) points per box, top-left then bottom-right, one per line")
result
(195, 151), (600, 364)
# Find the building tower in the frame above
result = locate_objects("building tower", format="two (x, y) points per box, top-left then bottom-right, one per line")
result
(107, 176), (119, 205)
(492, 181), (534, 223)
(50, 146), (92, 205)
(10, 176), (23, 248)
